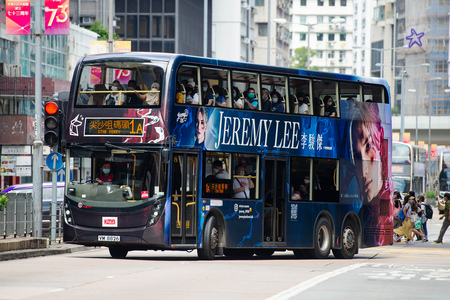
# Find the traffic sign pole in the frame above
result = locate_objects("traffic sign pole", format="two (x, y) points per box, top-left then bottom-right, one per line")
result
(51, 169), (57, 244)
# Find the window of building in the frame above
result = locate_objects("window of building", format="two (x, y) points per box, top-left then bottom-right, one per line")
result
(341, 0), (347, 6)
(258, 23), (268, 36)
(329, 0), (335, 6)
(340, 34), (346, 41)
(164, 16), (175, 38)
(152, 0), (162, 13)
(300, 33), (306, 41)
(127, 0), (137, 13)
(317, 33), (323, 41)
(139, 0), (150, 13)
(301, 0), (307, 5)
(328, 34), (335, 41)
(299, 16), (306, 24)
(127, 15), (138, 38)
(139, 16), (150, 38)
(318, 0), (324, 6)
(317, 50), (323, 58)
(339, 51), (345, 60)
(256, 0), (265, 5)
(317, 16), (323, 23)
(328, 51), (334, 58)
(165, 0), (175, 12)
(152, 16), (162, 37)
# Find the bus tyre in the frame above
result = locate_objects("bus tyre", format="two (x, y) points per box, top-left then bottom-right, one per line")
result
(312, 218), (331, 259)
(332, 221), (358, 259)
(109, 245), (128, 259)
(198, 216), (219, 260)
(254, 249), (274, 257)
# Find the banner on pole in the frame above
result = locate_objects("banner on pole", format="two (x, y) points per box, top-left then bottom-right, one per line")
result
(45, 0), (70, 35)
(6, 0), (31, 35)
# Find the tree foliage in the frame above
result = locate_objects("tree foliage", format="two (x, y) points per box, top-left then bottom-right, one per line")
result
(290, 47), (319, 71)
(88, 20), (120, 41)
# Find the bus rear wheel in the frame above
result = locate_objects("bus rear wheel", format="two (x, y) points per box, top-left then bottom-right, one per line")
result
(311, 218), (331, 259)
(109, 245), (128, 259)
(198, 216), (219, 260)
(332, 221), (358, 259)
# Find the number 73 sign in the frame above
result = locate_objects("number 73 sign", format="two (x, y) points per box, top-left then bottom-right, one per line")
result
(45, 0), (69, 35)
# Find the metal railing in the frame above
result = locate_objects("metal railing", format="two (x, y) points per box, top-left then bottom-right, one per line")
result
(0, 193), (63, 242)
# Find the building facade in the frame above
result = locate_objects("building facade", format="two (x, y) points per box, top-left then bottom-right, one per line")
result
(290, 0), (353, 73)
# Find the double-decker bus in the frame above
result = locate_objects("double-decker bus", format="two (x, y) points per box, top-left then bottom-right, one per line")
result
(63, 52), (393, 259)
(392, 142), (426, 195)
(438, 149), (450, 212)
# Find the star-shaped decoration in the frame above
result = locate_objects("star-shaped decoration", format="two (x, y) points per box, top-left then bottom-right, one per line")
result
(406, 28), (425, 48)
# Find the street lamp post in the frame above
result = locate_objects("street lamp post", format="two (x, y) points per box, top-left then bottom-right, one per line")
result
(408, 88), (418, 143)
(392, 63), (430, 143)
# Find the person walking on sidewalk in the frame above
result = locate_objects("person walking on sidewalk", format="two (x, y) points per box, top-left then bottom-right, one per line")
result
(435, 193), (450, 244)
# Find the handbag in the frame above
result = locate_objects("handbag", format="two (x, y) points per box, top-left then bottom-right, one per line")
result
(396, 209), (406, 221)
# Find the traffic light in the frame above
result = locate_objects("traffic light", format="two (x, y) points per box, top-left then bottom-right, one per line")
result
(44, 101), (61, 147)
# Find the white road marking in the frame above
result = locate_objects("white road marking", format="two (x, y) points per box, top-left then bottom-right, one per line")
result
(265, 263), (366, 300)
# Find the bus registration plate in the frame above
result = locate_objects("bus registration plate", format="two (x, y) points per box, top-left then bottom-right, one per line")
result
(98, 235), (120, 242)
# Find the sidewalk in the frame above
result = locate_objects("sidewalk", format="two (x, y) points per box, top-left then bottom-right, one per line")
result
(0, 237), (89, 262)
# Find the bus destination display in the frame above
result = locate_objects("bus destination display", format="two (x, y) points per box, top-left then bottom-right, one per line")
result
(84, 118), (144, 136)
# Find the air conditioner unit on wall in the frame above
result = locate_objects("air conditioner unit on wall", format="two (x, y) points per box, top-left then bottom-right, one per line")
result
(9, 65), (22, 77)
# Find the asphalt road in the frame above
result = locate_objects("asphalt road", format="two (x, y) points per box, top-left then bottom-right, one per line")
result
(1, 217), (450, 300)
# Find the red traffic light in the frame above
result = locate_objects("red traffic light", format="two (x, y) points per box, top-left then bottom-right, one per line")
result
(45, 102), (58, 115)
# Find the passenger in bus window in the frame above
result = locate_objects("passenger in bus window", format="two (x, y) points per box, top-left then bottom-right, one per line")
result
(95, 163), (115, 185)
(195, 107), (207, 147)
(202, 80), (214, 106)
(271, 91), (285, 113)
(105, 80), (125, 105)
(135, 82), (160, 105)
(233, 164), (254, 199)
(212, 85), (227, 107)
(261, 88), (272, 112)
(91, 84), (107, 105)
(324, 95), (336, 117)
(176, 82), (184, 103)
(232, 86), (243, 109)
(186, 79), (199, 105)
(297, 93), (310, 115)
(244, 87), (258, 110)
(125, 79), (143, 107)
(212, 160), (229, 179)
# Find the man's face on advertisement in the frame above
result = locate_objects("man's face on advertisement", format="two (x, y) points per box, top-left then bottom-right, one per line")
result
(353, 122), (383, 202)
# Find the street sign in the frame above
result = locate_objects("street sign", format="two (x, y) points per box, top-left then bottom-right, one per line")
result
(57, 167), (73, 182)
(46, 152), (63, 170)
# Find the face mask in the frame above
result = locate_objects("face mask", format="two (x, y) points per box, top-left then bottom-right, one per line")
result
(233, 93), (236, 98)
(103, 169), (110, 174)
(203, 87), (208, 92)
(272, 98), (278, 103)
(215, 94), (219, 99)
(151, 88), (157, 91)
(304, 179), (310, 184)
(111, 86), (118, 91)
(248, 93), (255, 99)
(127, 86), (134, 90)
(239, 171), (245, 176)
(328, 101), (332, 106)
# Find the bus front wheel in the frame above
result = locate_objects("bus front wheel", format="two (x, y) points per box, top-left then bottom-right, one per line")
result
(109, 245), (128, 259)
(198, 216), (219, 260)
(311, 218), (331, 259)
(332, 221), (358, 259)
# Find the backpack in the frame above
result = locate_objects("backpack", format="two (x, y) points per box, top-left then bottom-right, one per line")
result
(424, 203), (433, 219)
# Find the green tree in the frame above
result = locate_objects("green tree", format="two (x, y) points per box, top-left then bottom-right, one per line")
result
(88, 20), (120, 41)
(290, 47), (319, 71)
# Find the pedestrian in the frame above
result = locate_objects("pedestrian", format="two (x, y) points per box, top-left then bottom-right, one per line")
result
(393, 195), (414, 244)
(393, 191), (403, 229)
(418, 195), (429, 242)
(434, 192), (450, 244)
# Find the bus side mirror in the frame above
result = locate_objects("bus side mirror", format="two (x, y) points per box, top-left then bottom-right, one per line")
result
(161, 148), (170, 164)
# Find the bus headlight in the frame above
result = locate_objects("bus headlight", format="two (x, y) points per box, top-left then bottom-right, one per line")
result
(148, 200), (164, 226)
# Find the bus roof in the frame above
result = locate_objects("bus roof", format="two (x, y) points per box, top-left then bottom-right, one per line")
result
(80, 52), (390, 89)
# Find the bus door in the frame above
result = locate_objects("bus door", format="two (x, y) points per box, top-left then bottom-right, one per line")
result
(170, 152), (198, 246)
(263, 158), (287, 244)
